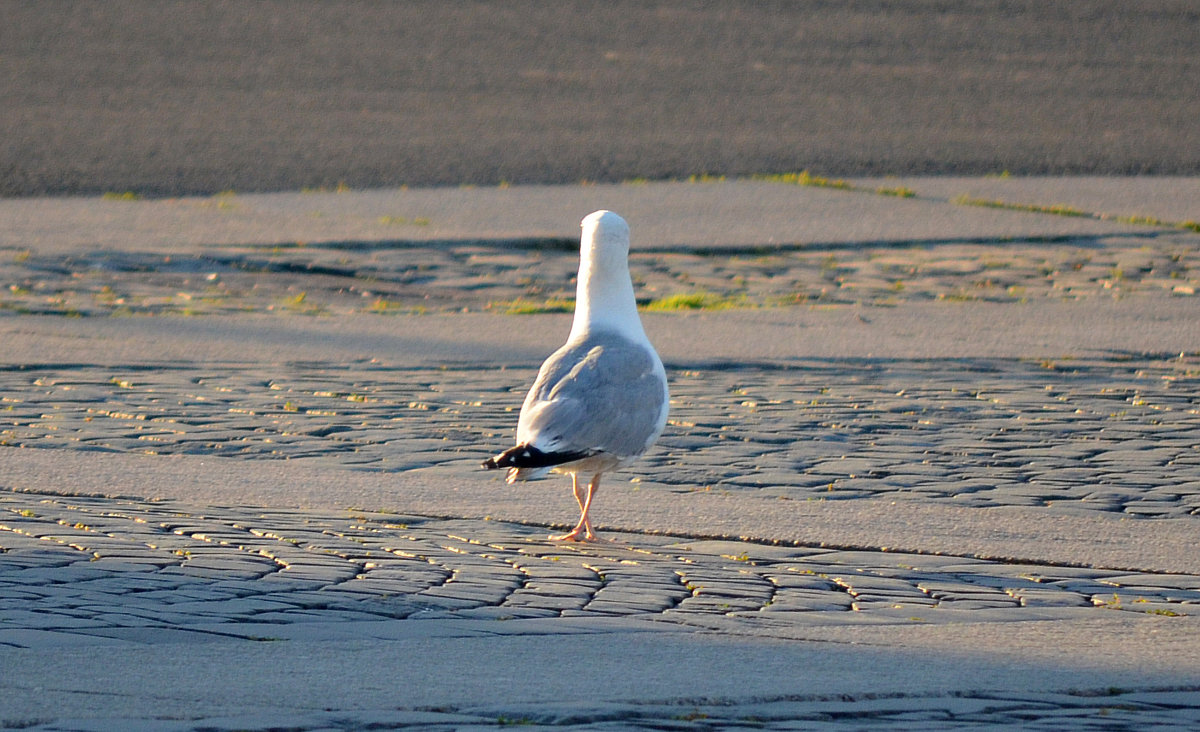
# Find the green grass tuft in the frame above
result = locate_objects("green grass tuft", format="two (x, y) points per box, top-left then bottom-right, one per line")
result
(489, 297), (575, 314)
(757, 170), (854, 190)
(643, 292), (743, 311)
(757, 170), (917, 199)
(951, 195), (1087, 217)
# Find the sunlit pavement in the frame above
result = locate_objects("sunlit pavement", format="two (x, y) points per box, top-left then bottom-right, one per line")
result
(3, 179), (1200, 729)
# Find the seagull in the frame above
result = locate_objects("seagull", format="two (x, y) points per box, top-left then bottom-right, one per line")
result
(483, 210), (669, 541)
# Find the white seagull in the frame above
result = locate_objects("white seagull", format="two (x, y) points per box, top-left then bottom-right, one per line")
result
(484, 210), (669, 541)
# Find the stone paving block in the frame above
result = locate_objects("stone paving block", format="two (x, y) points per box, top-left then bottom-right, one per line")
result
(502, 593), (587, 611)
(763, 577), (840, 593)
(453, 605), (560, 620)
(412, 590), (488, 609)
(1011, 589), (1094, 608)
(1116, 600), (1191, 616)
(851, 595), (936, 609)
(588, 585), (688, 604)
(516, 581), (597, 599)
(935, 598), (1022, 610)
(330, 578), (429, 595)
(510, 569), (598, 587)
(82, 558), (172, 574)
(761, 599), (857, 613)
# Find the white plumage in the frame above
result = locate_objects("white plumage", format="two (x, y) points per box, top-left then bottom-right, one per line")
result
(483, 211), (668, 541)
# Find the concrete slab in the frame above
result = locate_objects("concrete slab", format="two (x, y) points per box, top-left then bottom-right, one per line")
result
(0, 179), (1169, 254)
(851, 176), (1200, 225)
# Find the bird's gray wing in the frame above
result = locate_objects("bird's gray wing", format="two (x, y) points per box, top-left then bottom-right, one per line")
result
(517, 333), (667, 458)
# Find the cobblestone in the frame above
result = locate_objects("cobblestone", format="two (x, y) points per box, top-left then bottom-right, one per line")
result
(2, 492), (1197, 650)
(3, 353), (1198, 518)
(2, 227), (1198, 317)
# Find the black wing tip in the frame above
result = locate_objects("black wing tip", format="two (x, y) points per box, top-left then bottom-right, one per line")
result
(483, 444), (592, 470)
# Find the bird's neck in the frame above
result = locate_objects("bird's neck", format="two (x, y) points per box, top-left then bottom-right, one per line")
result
(569, 258), (646, 342)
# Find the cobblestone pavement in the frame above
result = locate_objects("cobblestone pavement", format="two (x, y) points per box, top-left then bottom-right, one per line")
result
(3, 492), (1200, 729)
(4, 194), (1200, 728)
(6, 493), (1200, 638)
(3, 353), (1198, 518)
(3, 227), (1198, 317)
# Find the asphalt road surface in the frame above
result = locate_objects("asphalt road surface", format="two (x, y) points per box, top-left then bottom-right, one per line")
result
(3, 0), (1199, 196)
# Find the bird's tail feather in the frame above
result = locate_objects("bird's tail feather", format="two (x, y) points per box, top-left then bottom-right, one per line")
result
(482, 444), (592, 472)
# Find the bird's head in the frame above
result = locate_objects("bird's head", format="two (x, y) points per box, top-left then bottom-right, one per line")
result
(580, 210), (630, 272)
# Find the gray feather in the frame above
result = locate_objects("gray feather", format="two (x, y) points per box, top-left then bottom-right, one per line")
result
(517, 330), (667, 459)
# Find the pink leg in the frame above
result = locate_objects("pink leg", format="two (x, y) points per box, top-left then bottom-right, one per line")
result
(570, 474), (586, 512)
(549, 473), (601, 541)
(578, 473), (600, 539)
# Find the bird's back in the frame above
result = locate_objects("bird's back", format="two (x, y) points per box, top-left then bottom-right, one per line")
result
(518, 329), (668, 461)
